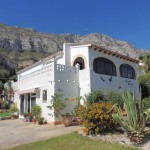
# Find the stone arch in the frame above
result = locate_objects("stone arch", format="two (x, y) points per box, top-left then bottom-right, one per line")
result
(72, 55), (86, 70)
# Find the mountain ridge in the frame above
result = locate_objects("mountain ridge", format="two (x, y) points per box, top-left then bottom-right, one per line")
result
(0, 23), (148, 70)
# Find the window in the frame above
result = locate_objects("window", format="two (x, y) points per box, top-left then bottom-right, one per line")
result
(73, 57), (85, 70)
(93, 57), (117, 76)
(42, 90), (47, 102)
(120, 64), (136, 79)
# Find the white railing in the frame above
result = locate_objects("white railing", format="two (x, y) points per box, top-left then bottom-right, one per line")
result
(20, 64), (53, 80)
(56, 64), (78, 73)
(20, 64), (78, 81)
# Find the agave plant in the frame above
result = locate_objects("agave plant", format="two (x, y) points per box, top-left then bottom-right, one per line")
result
(112, 91), (148, 145)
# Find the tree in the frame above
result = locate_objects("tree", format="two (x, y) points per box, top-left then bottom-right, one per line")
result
(0, 80), (4, 94)
(4, 80), (14, 101)
(139, 53), (150, 72)
(138, 53), (150, 98)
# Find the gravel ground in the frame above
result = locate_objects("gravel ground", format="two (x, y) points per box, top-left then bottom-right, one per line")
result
(89, 133), (150, 150)
(78, 128), (150, 150)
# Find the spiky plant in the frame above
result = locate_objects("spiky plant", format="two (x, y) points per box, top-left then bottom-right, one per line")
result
(112, 91), (148, 145)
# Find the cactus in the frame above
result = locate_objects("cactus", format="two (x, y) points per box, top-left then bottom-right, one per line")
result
(112, 91), (147, 144)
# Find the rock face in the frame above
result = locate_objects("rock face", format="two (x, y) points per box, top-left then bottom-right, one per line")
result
(0, 23), (149, 70)
(0, 56), (16, 69)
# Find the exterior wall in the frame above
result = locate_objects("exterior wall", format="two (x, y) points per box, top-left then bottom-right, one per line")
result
(57, 43), (73, 66)
(16, 61), (56, 122)
(36, 84), (55, 123)
(15, 58), (79, 123)
(69, 45), (91, 104)
(54, 64), (79, 116)
(70, 45), (89, 68)
(18, 61), (55, 90)
(78, 69), (91, 104)
(88, 47), (140, 99)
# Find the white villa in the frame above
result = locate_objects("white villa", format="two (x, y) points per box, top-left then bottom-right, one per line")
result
(13, 43), (140, 124)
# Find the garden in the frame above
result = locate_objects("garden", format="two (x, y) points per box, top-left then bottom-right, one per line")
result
(48, 88), (149, 148)
(0, 101), (18, 120)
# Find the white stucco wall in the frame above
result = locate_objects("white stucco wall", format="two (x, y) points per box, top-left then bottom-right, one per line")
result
(88, 47), (140, 99)
(57, 43), (73, 65)
(54, 64), (79, 115)
(19, 62), (55, 90)
(70, 45), (90, 68)
(36, 84), (55, 123)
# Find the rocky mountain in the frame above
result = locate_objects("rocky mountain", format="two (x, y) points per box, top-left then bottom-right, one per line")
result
(0, 23), (148, 71)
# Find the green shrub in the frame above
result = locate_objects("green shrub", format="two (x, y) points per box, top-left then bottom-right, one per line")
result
(85, 90), (105, 104)
(138, 73), (150, 89)
(10, 103), (18, 113)
(85, 90), (123, 107)
(77, 103), (117, 135)
(105, 90), (124, 108)
(142, 97), (150, 111)
(48, 89), (66, 117)
(1, 101), (10, 109)
(37, 116), (44, 124)
(31, 105), (41, 119)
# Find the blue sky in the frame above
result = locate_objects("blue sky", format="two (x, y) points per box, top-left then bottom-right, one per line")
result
(0, 0), (150, 50)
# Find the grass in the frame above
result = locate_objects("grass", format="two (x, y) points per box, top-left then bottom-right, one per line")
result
(8, 132), (138, 150)
(0, 111), (11, 117)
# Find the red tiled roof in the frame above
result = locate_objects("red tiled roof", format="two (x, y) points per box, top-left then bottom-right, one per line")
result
(90, 44), (139, 63)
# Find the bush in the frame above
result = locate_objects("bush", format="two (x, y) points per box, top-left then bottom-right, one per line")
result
(77, 102), (117, 135)
(10, 103), (18, 113)
(48, 89), (66, 117)
(104, 90), (124, 108)
(31, 105), (41, 119)
(37, 116), (44, 124)
(85, 90), (123, 108)
(85, 90), (105, 105)
(142, 97), (150, 111)
(138, 73), (150, 89)
(1, 101), (10, 109)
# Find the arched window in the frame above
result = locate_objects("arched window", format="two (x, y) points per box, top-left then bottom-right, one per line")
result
(120, 64), (136, 79)
(73, 57), (85, 70)
(93, 57), (117, 76)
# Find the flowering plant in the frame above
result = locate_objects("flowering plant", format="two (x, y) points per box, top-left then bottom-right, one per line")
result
(77, 102), (117, 135)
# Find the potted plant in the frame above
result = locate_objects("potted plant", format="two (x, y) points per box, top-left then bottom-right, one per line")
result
(37, 116), (44, 125)
(31, 105), (41, 120)
(32, 116), (36, 123)
(28, 112), (33, 122)
(61, 113), (74, 127)
(23, 113), (29, 121)
(48, 89), (74, 127)
(10, 103), (18, 119)
(70, 97), (82, 124)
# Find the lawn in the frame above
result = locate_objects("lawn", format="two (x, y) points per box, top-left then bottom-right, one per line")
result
(0, 111), (11, 117)
(8, 132), (138, 150)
